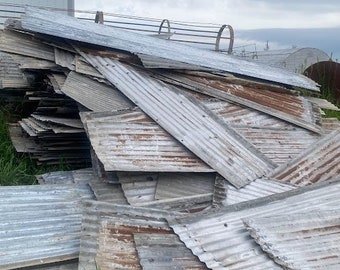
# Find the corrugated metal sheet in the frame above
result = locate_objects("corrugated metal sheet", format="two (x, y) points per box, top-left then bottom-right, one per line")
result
(272, 129), (340, 186)
(31, 114), (84, 129)
(10, 53), (59, 70)
(0, 51), (30, 88)
(120, 179), (157, 205)
(82, 54), (276, 188)
(47, 73), (67, 95)
(36, 168), (94, 185)
(305, 96), (340, 111)
(20, 259), (79, 270)
(0, 29), (55, 61)
(243, 210), (340, 270)
(61, 71), (134, 112)
(155, 172), (215, 200)
(54, 47), (75, 70)
(213, 176), (296, 206)
(157, 72), (322, 133)
(168, 179), (340, 270)
(84, 119), (213, 173)
(78, 201), (182, 270)
(321, 118), (340, 132)
(0, 184), (94, 270)
(74, 55), (103, 78)
(134, 233), (208, 270)
(19, 7), (319, 91)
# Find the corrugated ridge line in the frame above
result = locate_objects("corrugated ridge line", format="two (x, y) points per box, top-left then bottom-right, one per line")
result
(0, 30), (55, 61)
(156, 73), (322, 133)
(168, 180), (340, 270)
(78, 200), (183, 270)
(134, 233), (208, 269)
(61, 71), (134, 112)
(20, 7), (318, 90)
(222, 179), (297, 206)
(84, 120), (213, 172)
(155, 173), (215, 200)
(243, 210), (340, 269)
(0, 184), (94, 269)
(83, 54), (276, 188)
(272, 129), (340, 185)
(0, 51), (29, 88)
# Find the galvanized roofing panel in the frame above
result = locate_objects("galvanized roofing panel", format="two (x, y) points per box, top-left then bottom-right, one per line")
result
(243, 210), (340, 270)
(20, 259), (79, 270)
(305, 96), (340, 111)
(82, 54), (276, 188)
(74, 55), (104, 78)
(157, 72), (322, 133)
(120, 180), (157, 205)
(0, 184), (94, 269)
(168, 180), (340, 270)
(62, 71), (134, 112)
(0, 51), (30, 88)
(84, 120), (213, 173)
(155, 172), (215, 200)
(78, 200), (182, 270)
(0, 29), (55, 61)
(134, 233), (208, 270)
(36, 168), (94, 185)
(54, 47), (75, 70)
(213, 176), (296, 206)
(321, 118), (340, 132)
(20, 7), (319, 91)
(272, 129), (340, 186)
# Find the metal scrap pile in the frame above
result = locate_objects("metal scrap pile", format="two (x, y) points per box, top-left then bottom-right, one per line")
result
(0, 7), (339, 270)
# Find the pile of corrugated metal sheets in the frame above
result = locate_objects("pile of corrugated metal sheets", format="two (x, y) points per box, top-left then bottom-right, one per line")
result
(0, 6), (339, 269)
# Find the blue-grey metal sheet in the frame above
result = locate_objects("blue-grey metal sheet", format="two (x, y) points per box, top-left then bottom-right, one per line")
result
(244, 210), (340, 270)
(168, 180), (340, 270)
(272, 129), (340, 186)
(0, 184), (94, 269)
(81, 55), (276, 188)
(20, 7), (319, 91)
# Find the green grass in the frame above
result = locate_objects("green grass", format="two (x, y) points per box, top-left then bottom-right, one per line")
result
(0, 103), (68, 186)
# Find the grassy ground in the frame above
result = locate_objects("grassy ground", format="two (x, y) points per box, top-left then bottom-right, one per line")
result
(0, 103), (67, 186)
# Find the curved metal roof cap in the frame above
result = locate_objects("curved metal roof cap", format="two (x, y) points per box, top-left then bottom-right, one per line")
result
(253, 47), (329, 73)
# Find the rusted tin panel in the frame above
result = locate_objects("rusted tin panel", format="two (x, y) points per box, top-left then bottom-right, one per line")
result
(157, 72), (322, 133)
(168, 180), (340, 270)
(78, 201), (182, 270)
(0, 184), (94, 270)
(82, 55), (276, 188)
(213, 176), (296, 207)
(62, 71), (134, 112)
(244, 210), (340, 270)
(0, 30), (55, 61)
(20, 7), (319, 91)
(83, 117), (214, 173)
(272, 129), (340, 186)
(321, 118), (340, 132)
(120, 180), (157, 205)
(134, 233), (208, 270)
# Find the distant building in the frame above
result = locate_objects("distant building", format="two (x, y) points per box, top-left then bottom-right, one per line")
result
(241, 47), (330, 74)
(0, 0), (74, 27)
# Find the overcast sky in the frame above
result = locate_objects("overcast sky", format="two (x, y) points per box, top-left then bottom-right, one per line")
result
(75, 0), (340, 29)
(75, 1), (340, 59)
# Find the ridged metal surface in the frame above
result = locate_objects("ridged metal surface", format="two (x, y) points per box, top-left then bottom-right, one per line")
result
(20, 259), (79, 270)
(305, 96), (340, 111)
(213, 176), (296, 206)
(0, 51), (29, 88)
(157, 73), (322, 133)
(20, 7), (319, 91)
(78, 201), (182, 270)
(54, 47), (75, 70)
(0, 30), (55, 61)
(168, 180), (340, 270)
(244, 210), (340, 270)
(84, 120), (213, 173)
(321, 118), (340, 132)
(82, 54), (275, 188)
(120, 179), (157, 205)
(61, 71), (134, 112)
(36, 168), (95, 185)
(273, 129), (340, 186)
(134, 233), (207, 270)
(74, 55), (103, 78)
(0, 184), (94, 270)
(155, 172), (215, 200)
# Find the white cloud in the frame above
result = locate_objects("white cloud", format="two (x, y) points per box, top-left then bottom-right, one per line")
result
(75, 0), (340, 29)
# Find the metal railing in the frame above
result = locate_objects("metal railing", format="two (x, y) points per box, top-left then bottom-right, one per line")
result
(0, 2), (234, 54)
